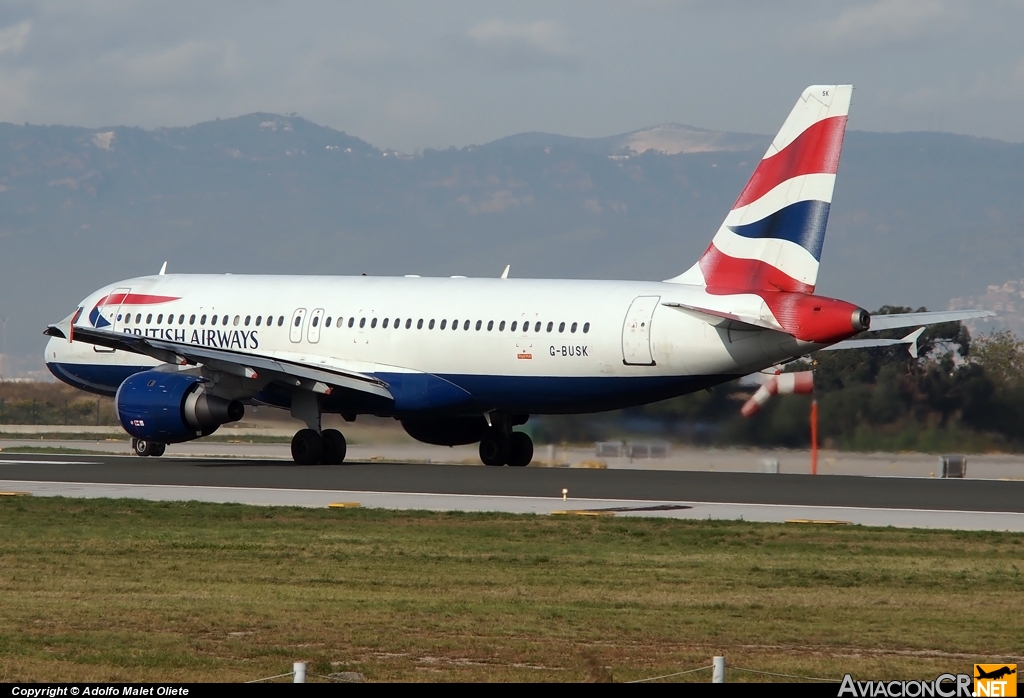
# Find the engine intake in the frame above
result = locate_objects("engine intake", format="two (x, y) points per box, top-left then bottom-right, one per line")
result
(115, 370), (244, 443)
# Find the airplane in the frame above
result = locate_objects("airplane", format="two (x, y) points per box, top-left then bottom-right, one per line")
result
(43, 85), (993, 466)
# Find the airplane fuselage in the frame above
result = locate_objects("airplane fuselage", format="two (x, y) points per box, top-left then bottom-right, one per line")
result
(46, 273), (818, 416)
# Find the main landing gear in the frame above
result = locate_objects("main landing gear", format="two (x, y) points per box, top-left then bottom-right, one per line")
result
(288, 389), (347, 465)
(291, 428), (348, 465)
(479, 429), (533, 467)
(132, 438), (166, 458)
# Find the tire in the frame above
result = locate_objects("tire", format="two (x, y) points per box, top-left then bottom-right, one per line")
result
(150, 443), (166, 458)
(291, 429), (323, 465)
(507, 432), (534, 467)
(133, 438), (156, 457)
(321, 429), (347, 465)
(479, 430), (509, 466)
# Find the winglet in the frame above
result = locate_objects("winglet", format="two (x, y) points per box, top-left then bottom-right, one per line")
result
(159, 261), (168, 275)
(500, 264), (510, 279)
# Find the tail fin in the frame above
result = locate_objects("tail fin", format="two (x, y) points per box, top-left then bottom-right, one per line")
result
(667, 85), (852, 293)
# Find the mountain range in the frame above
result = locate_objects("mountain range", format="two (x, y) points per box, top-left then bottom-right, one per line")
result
(1, 113), (1022, 372)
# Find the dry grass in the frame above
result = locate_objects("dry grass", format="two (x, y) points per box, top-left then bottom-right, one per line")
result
(1, 498), (1022, 682)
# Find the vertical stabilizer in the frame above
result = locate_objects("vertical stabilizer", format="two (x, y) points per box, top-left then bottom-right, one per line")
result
(667, 85), (852, 293)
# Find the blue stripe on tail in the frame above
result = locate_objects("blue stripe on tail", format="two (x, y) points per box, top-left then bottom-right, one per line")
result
(727, 199), (831, 260)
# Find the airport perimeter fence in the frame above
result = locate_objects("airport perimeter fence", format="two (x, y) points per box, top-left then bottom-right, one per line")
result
(251, 658), (835, 683)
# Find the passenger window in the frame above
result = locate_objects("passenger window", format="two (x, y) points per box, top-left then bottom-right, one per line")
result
(245, 315), (251, 326)
(124, 314), (131, 325)
(156, 314), (163, 323)
(117, 314), (123, 322)
(233, 315), (240, 326)
(312, 316), (320, 328)
(221, 315), (227, 325)
(510, 321), (517, 332)
(200, 315), (207, 325)
(359, 318), (366, 328)
(382, 318), (388, 328)
(255, 316), (262, 326)
(558, 322), (565, 332)
(534, 321), (541, 333)
(428, 319), (435, 329)
(440, 319), (447, 330)
(571, 322), (577, 333)
(371, 318), (377, 328)
(212, 315), (218, 326)
(452, 319), (458, 330)
(293, 316), (301, 327)
(278, 316), (285, 326)
(145, 314), (151, 324)
(348, 317), (355, 328)
(498, 320), (504, 331)
(393, 318), (399, 328)
(583, 322), (590, 333)
(136, 313), (142, 324)
(546, 322), (553, 332)
(475, 320), (482, 331)
(189, 314), (196, 325)
(417, 319), (423, 329)
(487, 320), (493, 331)
(463, 320), (470, 330)
(405, 318), (412, 329)
(167, 315), (173, 325)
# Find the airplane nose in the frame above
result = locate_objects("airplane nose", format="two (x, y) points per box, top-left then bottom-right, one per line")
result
(852, 309), (870, 333)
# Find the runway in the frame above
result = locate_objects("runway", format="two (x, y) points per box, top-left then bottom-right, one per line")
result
(3, 453), (1024, 531)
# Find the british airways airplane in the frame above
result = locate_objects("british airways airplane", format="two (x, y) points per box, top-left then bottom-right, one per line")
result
(43, 85), (990, 466)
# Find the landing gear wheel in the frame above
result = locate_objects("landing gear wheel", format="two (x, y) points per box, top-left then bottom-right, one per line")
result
(507, 432), (533, 467)
(291, 429), (323, 465)
(133, 438), (161, 457)
(150, 442), (166, 458)
(479, 430), (510, 466)
(320, 429), (347, 465)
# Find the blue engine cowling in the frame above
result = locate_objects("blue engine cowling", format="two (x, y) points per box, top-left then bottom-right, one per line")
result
(115, 370), (244, 443)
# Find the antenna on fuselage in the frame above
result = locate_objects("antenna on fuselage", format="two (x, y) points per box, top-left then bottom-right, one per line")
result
(158, 261), (168, 275)
(500, 264), (510, 279)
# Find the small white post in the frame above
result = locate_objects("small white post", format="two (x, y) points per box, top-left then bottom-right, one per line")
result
(712, 656), (725, 683)
(293, 661), (307, 683)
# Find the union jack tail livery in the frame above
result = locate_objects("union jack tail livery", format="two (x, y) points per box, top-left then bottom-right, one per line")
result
(669, 85), (852, 293)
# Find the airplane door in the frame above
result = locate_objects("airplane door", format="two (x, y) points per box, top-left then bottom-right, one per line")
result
(307, 308), (324, 343)
(621, 295), (660, 366)
(93, 286), (132, 353)
(289, 308), (307, 343)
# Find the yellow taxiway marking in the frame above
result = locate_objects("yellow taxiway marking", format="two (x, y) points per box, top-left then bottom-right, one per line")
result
(328, 502), (362, 509)
(0, 491), (32, 497)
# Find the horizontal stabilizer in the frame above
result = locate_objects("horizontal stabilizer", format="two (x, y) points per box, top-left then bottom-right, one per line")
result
(661, 300), (780, 333)
(822, 327), (926, 357)
(868, 309), (995, 331)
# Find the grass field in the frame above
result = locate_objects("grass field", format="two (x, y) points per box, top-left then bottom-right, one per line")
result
(0, 498), (1021, 683)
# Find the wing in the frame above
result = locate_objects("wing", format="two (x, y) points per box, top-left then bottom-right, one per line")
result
(45, 322), (393, 401)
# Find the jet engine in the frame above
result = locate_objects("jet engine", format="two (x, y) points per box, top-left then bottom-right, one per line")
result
(115, 370), (244, 443)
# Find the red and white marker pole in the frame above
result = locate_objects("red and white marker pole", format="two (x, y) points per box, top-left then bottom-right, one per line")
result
(741, 370), (819, 475)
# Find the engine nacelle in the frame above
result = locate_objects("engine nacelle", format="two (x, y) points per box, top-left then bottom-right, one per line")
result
(115, 370), (244, 443)
(401, 415), (487, 446)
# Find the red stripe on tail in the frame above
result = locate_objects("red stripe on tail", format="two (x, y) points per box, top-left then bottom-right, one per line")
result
(733, 115), (847, 209)
(699, 244), (814, 294)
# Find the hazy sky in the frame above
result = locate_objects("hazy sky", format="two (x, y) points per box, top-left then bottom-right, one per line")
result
(1, 0), (1022, 150)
